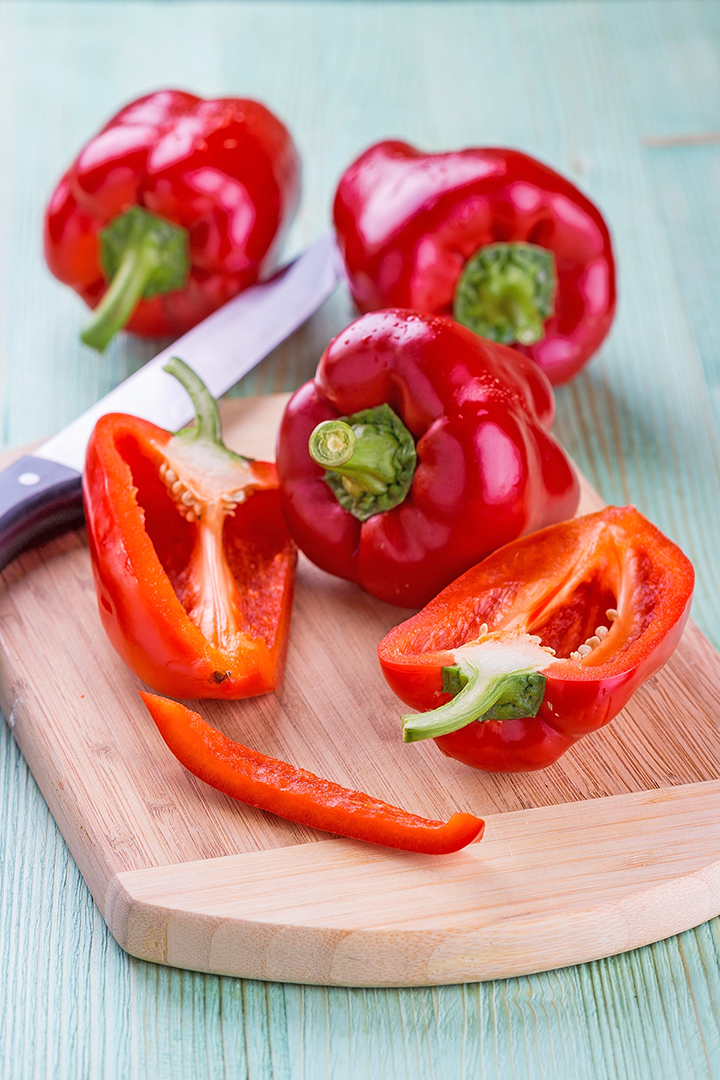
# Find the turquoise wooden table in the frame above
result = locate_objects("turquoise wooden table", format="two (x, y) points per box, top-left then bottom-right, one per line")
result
(2, 1), (720, 1076)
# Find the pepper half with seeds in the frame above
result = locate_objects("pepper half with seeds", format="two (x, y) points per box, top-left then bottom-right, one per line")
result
(83, 358), (296, 699)
(378, 507), (694, 771)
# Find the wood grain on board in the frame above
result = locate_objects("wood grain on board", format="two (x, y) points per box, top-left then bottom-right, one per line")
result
(1, 394), (719, 986)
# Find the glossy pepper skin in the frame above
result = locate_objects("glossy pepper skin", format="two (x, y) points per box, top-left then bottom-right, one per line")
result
(276, 309), (580, 609)
(378, 507), (694, 772)
(141, 693), (484, 854)
(83, 360), (296, 699)
(45, 90), (300, 349)
(334, 142), (616, 385)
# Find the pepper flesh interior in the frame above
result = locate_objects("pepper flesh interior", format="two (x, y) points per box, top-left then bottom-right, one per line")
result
(120, 430), (277, 653)
(159, 436), (268, 651)
(401, 525), (631, 741)
(430, 525), (621, 662)
(518, 530), (623, 663)
(182, 500), (242, 651)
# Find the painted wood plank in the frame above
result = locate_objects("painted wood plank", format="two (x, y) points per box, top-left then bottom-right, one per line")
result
(2, 0), (720, 1077)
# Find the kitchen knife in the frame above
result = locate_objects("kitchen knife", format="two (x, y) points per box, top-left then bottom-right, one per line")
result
(0, 234), (342, 571)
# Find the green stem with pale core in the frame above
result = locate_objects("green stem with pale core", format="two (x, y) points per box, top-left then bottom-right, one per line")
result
(453, 242), (557, 347)
(81, 206), (190, 353)
(164, 357), (224, 447)
(402, 636), (551, 743)
(161, 359), (258, 654)
(309, 403), (417, 522)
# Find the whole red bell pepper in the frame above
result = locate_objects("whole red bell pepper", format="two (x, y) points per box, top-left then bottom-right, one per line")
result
(333, 142), (616, 385)
(141, 692), (484, 854)
(378, 507), (694, 771)
(276, 309), (580, 608)
(83, 358), (296, 698)
(45, 90), (300, 351)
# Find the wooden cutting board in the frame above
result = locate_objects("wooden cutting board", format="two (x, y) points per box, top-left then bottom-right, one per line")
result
(2, 393), (720, 987)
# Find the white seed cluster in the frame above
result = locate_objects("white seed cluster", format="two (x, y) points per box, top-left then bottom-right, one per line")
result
(476, 623), (560, 657)
(159, 461), (248, 524)
(568, 610), (617, 662)
(528, 632), (557, 656)
(159, 462), (204, 522)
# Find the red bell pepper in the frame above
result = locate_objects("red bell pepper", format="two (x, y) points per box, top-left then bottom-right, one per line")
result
(378, 507), (694, 772)
(45, 90), (300, 351)
(334, 142), (616, 384)
(141, 692), (484, 854)
(276, 309), (579, 608)
(83, 358), (296, 698)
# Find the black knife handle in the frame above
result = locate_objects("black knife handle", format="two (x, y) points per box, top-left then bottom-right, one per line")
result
(0, 455), (84, 572)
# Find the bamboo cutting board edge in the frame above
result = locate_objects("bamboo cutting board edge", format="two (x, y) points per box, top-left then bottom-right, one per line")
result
(2, 392), (720, 987)
(105, 779), (720, 986)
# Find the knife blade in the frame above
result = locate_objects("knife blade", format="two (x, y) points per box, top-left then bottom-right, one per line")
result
(0, 234), (342, 571)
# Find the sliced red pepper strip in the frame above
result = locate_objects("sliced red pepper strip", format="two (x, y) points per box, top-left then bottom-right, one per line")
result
(140, 692), (484, 854)
(378, 507), (694, 772)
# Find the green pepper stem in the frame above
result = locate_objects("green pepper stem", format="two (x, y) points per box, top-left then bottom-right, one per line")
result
(483, 281), (544, 346)
(164, 358), (223, 445)
(309, 403), (417, 522)
(402, 660), (546, 743)
(81, 205), (190, 353)
(309, 410), (409, 495)
(453, 242), (556, 348)
(309, 420), (357, 469)
(81, 244), (159, 352)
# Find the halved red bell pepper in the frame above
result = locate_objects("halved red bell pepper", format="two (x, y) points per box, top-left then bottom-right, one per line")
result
(141, 692), (484, 854)
(378, 507), (694, 771)
(45, 90), (300, 351)
(83, 359), (296, 699)
(334, 142), (616, 384)
(276, 309), (579, 608)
